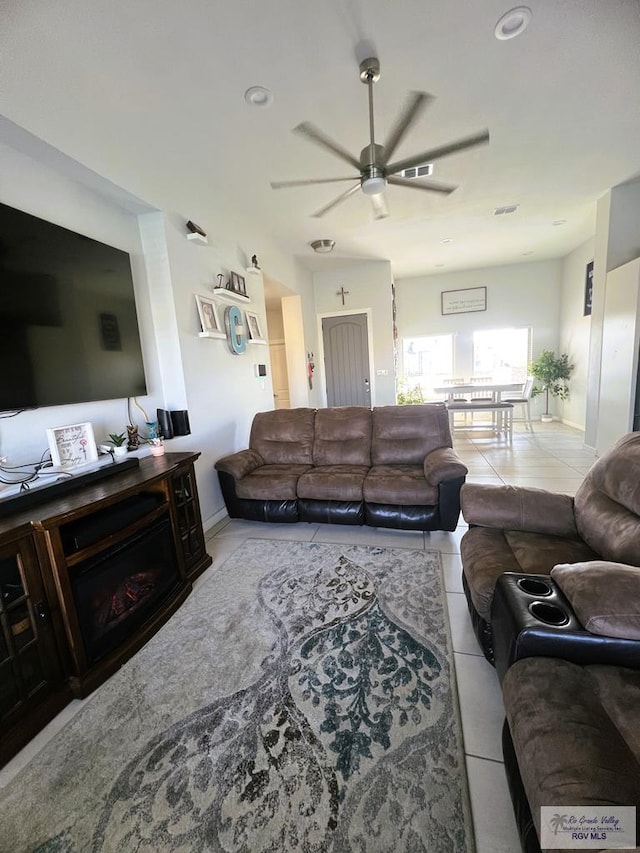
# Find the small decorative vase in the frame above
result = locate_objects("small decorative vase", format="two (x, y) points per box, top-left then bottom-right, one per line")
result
(150, 440), (165, 457)
(113, 445), (128, 459)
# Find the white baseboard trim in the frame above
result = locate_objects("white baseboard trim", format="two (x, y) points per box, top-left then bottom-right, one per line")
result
(203, 507), (229, 535)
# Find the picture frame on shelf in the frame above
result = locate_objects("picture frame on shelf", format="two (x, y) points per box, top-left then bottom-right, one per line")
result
(195, 294), (225, 338)
(245, 310), (266, 344)
(46, 422), (99, 469)
(229, 271), (247, 296)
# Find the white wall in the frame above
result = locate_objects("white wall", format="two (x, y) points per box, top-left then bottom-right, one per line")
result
(559, 237), (595, 430)
(395, 259), (563, 416)
(313, 261), (395, 405)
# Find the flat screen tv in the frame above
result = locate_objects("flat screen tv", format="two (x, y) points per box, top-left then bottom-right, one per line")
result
(0, 200), (148, 410)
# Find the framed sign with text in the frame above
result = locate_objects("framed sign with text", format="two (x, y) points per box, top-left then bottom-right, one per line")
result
(441, 286), (487, 315)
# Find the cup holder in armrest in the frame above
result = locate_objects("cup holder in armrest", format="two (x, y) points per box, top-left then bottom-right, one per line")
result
(528, 601), (570, 627)
(517, 577), (553, 597)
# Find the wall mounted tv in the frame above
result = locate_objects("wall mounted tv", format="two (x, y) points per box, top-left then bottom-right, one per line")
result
(0, 200), (148, 411)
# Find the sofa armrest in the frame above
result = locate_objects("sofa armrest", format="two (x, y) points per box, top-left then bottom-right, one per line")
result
(215, 449), (264, 481)
(461, 483), (578, 537)
(423, 447), (468, 486)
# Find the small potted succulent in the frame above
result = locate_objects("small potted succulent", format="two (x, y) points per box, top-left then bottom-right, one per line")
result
(109, 432), (128, 459)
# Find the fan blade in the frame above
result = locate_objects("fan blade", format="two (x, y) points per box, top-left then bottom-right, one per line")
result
(371, 192), (389, 220)
(382, 92), (433, 166)
(293, 122), (361, 170)
(271, 176), (357, 189)
(387, 176), (457, 195)
(385, 129), (490, 176)
(312, 183), (361, 218)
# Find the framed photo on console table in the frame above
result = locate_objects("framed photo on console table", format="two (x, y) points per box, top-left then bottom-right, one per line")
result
(47, 422), (99, 469)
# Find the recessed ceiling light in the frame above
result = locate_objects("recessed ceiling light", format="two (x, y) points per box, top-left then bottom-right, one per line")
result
(244, 86), (273, 108)
(494, 6), (532, 40)
(440, 238), (453, 244)
(494, 204), (519, 215)
(310, 239), (335, 254)
(552, 219), (567, 226)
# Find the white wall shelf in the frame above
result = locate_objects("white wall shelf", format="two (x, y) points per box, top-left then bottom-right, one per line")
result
(186, 233), (208, 245)
(212, 287), (251, 304)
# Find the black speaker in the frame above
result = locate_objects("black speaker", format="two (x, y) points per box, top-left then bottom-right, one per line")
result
(156, 408), (174, 440)
(170, 410), (191, 436)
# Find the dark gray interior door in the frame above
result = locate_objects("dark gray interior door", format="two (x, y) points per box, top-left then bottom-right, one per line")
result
(322, 313), (371, 406)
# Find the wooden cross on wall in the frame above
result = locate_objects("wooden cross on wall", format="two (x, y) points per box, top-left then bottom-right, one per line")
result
(337, 286), (350, 305)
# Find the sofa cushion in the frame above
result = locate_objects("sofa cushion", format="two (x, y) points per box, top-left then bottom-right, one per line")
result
(236, 464), (312, 500)
(363, 464), (438, 505)
(589, 663), (640, 761)
(461, 527), (599, 622)
(574, 432), (640, 566)
(551, 561), (640, 640)
(312, 407), (371, 467)
(249, 408), (315, 465)
(297, 465), (369, 501)
(503, 658), (640, 837)
(371, 403), (451, 465)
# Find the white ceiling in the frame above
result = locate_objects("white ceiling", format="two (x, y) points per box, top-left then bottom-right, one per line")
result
(1, 0), (639, 278)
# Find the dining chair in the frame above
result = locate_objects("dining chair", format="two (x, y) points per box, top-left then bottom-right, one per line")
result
(502, 376), (535, 431)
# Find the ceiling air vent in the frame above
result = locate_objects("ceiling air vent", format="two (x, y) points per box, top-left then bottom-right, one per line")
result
(494, 205), (519, 215)
(400, 163), (433, 179)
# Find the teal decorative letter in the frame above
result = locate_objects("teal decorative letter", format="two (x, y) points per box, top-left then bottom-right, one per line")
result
(225, 305), (247, 355)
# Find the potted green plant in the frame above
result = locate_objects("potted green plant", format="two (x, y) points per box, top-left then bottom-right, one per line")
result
(109, 431), (128, 459)
(529, 350), (573, 422)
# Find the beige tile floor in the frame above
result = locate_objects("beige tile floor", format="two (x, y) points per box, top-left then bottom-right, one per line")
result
(0, 421), (596, 853)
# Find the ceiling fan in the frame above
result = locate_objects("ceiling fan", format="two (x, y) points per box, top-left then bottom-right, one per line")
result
(270, 57), (489, 219)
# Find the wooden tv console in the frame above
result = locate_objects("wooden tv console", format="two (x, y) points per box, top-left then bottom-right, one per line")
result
(0, 452), (212, 767)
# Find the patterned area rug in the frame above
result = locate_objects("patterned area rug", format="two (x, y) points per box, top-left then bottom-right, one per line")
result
(0, 539), (474, 852)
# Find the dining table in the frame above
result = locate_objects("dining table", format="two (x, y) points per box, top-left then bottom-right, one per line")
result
(433, 382), (523, 401)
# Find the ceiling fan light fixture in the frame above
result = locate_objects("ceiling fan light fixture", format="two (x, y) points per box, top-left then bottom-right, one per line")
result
(361, 175), (387, 196)
(310, 239), (335, 254)
(494, 6), (532, 40)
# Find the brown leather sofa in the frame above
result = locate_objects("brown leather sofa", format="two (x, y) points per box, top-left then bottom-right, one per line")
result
(502, 656), (640, 853)
(458, 432), (640, 853)
(459, 431), (640, 661)
(215, 403), (468, 530)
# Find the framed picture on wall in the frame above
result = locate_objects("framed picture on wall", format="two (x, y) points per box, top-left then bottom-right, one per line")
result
(441, 286), (487, 315)
(195, 294), (225, 338)
(245, 310), (266, 344)
(584, 260), (594, 316)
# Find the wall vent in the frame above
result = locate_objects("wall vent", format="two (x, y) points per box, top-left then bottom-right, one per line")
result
(400, 163), (434, 179)
(494, 205), (519, 215)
